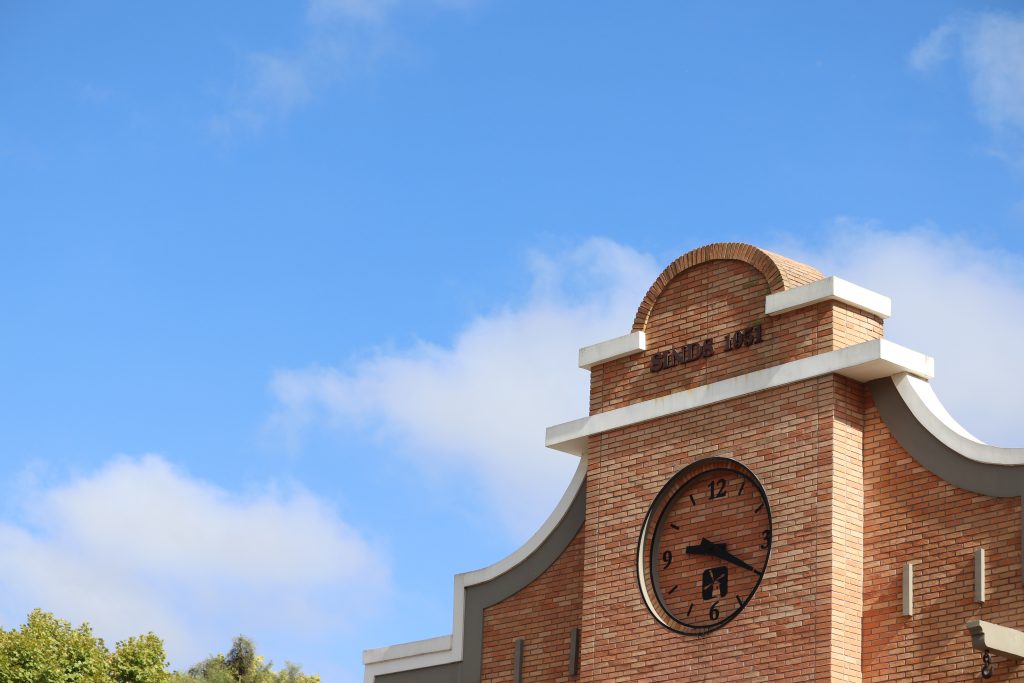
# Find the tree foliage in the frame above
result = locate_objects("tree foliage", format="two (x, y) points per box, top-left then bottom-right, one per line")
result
(171, 636), (319, 683)
(111, 634), (170, 683)
(0, 609), (149, 683)
(0, 612), (318, 683)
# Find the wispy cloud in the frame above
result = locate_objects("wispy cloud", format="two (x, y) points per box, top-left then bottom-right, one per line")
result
(268, 238), (660, 539)
(910, 13), (1024, 132)
(0, 455), (387, 673)
(212, 0), (471, 134)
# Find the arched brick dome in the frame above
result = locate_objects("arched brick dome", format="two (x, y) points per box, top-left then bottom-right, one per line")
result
(632, 242), (822, 332)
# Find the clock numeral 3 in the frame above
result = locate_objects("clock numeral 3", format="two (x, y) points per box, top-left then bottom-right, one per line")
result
(760, 529), (771, 549)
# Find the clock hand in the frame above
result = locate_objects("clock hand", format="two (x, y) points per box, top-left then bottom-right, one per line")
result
(713, 546), (760, 575)
(685, 538), (761, 575)
(684, 537), (718, 556)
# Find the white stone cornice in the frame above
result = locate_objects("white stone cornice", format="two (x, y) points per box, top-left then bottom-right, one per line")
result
(547, 339), (933, 457)
(578, 331), (646, 370)
(765, 276), (891, 319)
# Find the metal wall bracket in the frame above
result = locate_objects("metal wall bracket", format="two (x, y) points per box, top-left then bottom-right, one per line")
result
(968, 620), (1024, 660)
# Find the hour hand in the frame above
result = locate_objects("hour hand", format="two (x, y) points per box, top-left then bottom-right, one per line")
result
(684, 537), (720, 556)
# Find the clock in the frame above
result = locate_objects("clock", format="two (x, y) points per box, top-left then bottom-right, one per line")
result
(637, 457), (772, 635)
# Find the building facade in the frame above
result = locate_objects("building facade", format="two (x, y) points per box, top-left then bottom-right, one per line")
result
(364, 243), (1024, 681)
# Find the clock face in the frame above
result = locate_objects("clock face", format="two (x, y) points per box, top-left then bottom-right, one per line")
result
(637, 458), (772, 635)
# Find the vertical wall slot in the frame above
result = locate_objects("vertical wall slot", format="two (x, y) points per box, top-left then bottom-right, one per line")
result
(569, 627), (580, 676)
(976, 548), (987, 603)
(514, 638), (524, 683)
(903, 562), (914, 616)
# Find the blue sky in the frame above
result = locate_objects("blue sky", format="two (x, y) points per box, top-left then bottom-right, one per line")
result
(3, 1), (1024, 680)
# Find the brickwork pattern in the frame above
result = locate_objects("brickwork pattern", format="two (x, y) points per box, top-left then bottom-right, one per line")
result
(582, 376), (845, 681)
(590, 260), (882, 415)
(632, 242), (823, 332)
(480, 531), (584, 682)
(862, 394), (1024, 681)
(825, 376), (865, 682)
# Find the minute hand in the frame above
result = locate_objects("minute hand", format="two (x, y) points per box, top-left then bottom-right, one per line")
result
(713, 546), (759, 575)
(685, 538), (760, 575)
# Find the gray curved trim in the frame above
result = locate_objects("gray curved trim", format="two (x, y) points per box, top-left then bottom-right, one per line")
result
(377, 663), (460, 683)
(869, 377), (1024, 581)
(377, 480), (586, 683)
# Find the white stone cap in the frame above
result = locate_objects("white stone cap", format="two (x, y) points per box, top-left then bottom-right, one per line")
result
(968, 620), (1024, 659)
(547, 339), (934, 457)
(578, 331), (646, 370)
(765, 276), (891, 319)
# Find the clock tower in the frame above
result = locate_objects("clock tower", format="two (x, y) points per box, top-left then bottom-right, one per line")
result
(364, 242), (1024, 681)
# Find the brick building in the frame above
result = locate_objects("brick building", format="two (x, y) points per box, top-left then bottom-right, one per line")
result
(363, 243), (1024, 681)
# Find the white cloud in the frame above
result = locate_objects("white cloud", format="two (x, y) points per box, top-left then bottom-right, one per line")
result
(0, 455), (386, 671)
(964, 14), (1024, 130)
(910, 12), (1024, 131)
(776, 220), (1024, 446)
(268, 238), (660, 539)
(213, 0), (470, 134)
(909, 20), (958, 72)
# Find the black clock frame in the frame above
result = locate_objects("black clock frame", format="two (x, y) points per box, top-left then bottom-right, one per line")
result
(636, 456), (772, 636)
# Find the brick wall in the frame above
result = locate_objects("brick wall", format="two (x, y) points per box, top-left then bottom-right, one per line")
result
(581, 255), (876, 680)
(581, 376), (852, 681)
(590, 260), (882, 416)
(480, 531), (584, 682)
(862, 393), (1024, 681)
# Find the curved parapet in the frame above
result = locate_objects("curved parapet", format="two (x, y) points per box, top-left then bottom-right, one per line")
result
(870, 373), (1024, 580)
(631, 242), (823, 332)
(888, 373), (1024, 465)
(870, 374), (1024, 495)
(362, 458), (587, 683)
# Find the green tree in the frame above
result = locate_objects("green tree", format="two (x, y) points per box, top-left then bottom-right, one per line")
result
(175, 637), (319, 683)
(1, 611), (317, 683)
(110, 634), (169, 683)
(0, 609), (109, 683)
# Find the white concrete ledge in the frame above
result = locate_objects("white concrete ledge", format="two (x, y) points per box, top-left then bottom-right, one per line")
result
(765, 276), (891, 319)
(893, 373), (1024, 465)
(968, 620), (1024, 659)
(362, 457), (588, 681)
(546, 339), (933, 457)
(579, 331), (646, 370)
(363, 635), (452, 666)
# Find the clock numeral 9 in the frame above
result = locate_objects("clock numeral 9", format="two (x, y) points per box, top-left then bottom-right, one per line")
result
(708, 478), (726, 500)
(662, 550), (672, 569)
(759, 529), (771, 549)
(709, 601), (720, 620)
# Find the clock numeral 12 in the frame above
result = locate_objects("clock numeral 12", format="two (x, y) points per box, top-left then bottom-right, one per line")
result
(709, 478), (726, 499)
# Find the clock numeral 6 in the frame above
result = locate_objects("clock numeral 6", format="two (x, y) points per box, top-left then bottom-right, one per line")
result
(759, 529), (771, 549)
(709, 601), (720, 620)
